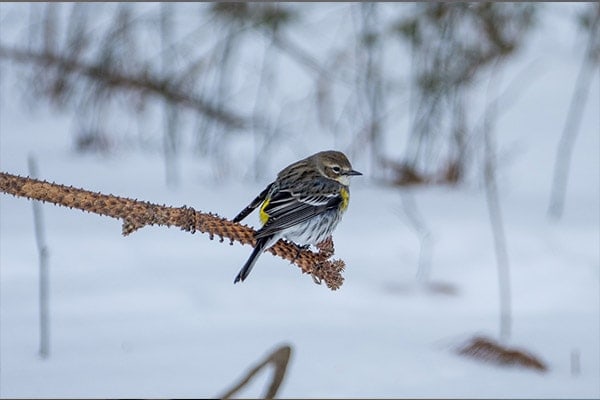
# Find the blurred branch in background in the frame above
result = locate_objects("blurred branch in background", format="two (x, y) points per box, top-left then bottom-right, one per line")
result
(0, 172), (346, 290)
(0, 2), (552, 186)
(399, 191), (433, 285)
(1, 2), (250, 170)
(356, 3), (385, 177)
(481, 61), (512, 343)
(160, 2), (181, 187)
(219, 344), (292, 400)
(0, 45), (247, 129)
(548, 3), (600, 220)
(390, 3), (537, 186)
(27, 155), (51, 359)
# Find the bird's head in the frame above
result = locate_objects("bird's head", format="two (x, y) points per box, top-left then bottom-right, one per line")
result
(313, 150), (362, 185)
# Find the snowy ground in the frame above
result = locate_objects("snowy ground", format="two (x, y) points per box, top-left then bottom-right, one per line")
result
(1, 3), (599, 399)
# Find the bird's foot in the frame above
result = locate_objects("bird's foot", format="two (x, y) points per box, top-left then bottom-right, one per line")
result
(315, 236), (335, 260)
(292, 243), (311, 263)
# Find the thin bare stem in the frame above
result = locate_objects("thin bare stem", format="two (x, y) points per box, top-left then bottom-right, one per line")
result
(548, 5), (600, 219)
(482, 63), (511, 343)
(219, 344), (292, 400)
(27, 156), (50, 359)
(400, 191), (433, 283)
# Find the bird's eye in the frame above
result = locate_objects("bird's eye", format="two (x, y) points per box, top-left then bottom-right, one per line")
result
(332, 166), (341, 174)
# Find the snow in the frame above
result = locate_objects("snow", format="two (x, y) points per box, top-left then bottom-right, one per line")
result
(1, 3), (599, 398)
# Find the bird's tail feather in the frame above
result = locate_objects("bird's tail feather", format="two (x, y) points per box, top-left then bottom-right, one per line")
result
(234, 237), (271, 283)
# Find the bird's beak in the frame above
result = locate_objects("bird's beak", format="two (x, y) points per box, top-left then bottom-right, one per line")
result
(346, 169), (363, 176)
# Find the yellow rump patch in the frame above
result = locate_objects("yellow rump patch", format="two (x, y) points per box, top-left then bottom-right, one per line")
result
(259, 198), (270, 225)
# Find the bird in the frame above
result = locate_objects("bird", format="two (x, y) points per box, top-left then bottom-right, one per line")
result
(232, 150), (362, 283)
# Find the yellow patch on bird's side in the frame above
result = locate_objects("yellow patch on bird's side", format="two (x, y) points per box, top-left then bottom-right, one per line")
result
(259, 198), (270, 225)
(340, 187), (349, 211)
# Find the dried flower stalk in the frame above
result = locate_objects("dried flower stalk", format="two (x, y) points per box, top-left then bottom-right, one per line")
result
(456, 335), (548, 372)
(0, 172), (345, 290)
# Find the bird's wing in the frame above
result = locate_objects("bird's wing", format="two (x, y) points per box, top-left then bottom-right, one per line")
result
(254, 186), (341, 239)
(233, 182), (274, 223)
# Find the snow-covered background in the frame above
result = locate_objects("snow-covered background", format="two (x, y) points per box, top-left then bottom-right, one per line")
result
(1, 3), (599, 398)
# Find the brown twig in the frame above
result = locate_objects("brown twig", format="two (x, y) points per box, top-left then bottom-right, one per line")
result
(219, 344), (292, 400)
(0, 172), (345, 290)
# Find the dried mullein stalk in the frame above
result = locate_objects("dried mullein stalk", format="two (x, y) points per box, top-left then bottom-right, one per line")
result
(0, 172), (346, 290)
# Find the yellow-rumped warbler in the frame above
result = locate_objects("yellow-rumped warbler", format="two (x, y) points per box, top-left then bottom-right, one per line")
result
(232, 150), (362, 283)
